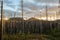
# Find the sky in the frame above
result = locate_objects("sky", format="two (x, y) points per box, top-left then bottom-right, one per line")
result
(0, 0), (59, 19)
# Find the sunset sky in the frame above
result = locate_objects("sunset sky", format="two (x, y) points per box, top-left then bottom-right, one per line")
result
(0, 0), (60, 20)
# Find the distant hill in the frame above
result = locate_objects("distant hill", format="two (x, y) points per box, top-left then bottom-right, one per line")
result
(9, 17), (23, 21)
(28, 17), (40, 21)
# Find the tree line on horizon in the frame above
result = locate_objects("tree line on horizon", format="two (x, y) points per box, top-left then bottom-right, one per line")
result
(0, 17), (59, 35)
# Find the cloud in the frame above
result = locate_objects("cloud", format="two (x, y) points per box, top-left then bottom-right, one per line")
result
(33, 0), (58, 3)
(0, 0), (59, 18)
